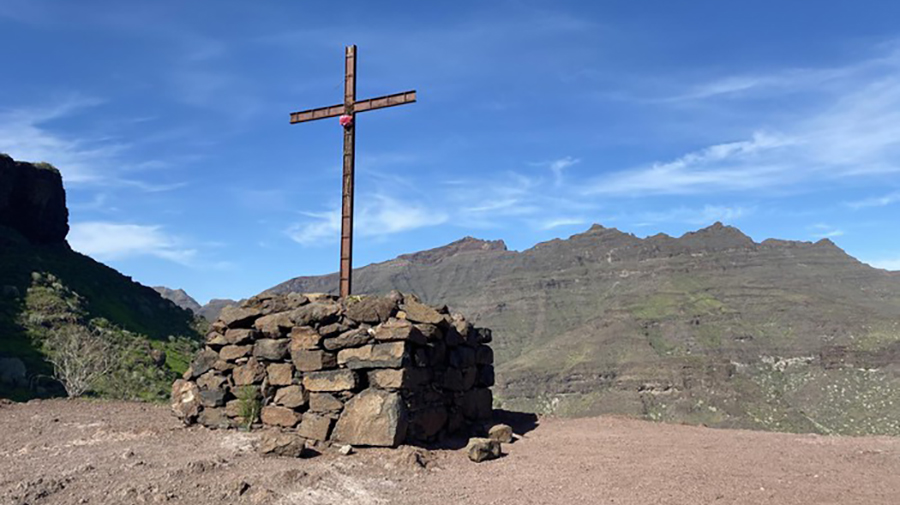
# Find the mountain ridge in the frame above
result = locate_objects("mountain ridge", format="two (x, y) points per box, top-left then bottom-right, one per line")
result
(257, 220), (900, 435)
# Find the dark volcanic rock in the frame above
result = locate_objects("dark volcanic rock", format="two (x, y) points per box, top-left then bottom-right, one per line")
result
(0, 154), (68, 244)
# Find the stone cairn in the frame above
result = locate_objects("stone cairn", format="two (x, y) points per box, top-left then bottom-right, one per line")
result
(171, 291), (494, 448)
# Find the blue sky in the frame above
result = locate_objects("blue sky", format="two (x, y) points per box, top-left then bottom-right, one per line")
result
(2, 1), (899, 303)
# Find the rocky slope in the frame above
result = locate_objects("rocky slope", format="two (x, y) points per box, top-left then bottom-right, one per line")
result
(267, 225), (900, 435)
(153, 286), (202, 314)
(0, 155), (201, 401)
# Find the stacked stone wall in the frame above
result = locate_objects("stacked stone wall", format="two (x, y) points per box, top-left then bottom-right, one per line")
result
(171, 291), (494, 447)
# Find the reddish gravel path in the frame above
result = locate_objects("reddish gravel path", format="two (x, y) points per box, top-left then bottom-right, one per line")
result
(1, 400), (898, 505)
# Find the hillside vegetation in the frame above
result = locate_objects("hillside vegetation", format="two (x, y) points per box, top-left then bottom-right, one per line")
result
(0, 155), (201, 401)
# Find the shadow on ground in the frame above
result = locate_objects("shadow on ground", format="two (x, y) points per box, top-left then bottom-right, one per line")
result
(415, 409), (540, 450)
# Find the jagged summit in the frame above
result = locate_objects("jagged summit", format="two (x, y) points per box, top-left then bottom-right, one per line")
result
(153, 286), (202, 314)
(677, 221), (756, 250)
(396, 236), (508, 265)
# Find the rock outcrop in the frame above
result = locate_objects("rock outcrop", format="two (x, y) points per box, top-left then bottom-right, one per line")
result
(172, 292), (494, 447)
(0, 154), (68, 245)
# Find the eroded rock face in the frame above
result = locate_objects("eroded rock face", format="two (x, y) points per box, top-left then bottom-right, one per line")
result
(0, 155), (68, 245)
(332, 388), (408, 447)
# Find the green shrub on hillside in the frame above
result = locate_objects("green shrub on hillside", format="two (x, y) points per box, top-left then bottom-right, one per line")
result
(15, 272), (200, 401)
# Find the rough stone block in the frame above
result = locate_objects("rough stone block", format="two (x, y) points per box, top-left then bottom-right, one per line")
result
(267, 363), (294, 386)
(345, 296), (397, 324)
(274, 385), (308, 409)
(254, 312), (293, 338)
(461, 388), (493, 421)
(199, 388), (226, 407)
(337, 342), (408, 369)
(206, 332), (228, 348)
(297, 413), (334, 441)
(253, 339), (290, 361)
(303, 370), (358, 392)
(290, 326), (322, 350)
(323, 328), (372, 351)
(317, 320), (353, 338)
(408, 405), (448, 441)
(476, 365), (495, 387)
(290, 301), (341, 326)
(196, 371), (226, 391)
(332, 388), (408, 447)
(309, 393), (343, 413)
(476, 345), (494, 365)
(219, 345), (252, 362)
(450, 347), (476, 368)
(189, 349), (218, 378)
(260, 406), (301, 428)
(292, 349), (337, 372)
(372, 318), (426, 345)
(198, 408), (232, 429)
(400, 299), (443, 325)
(224, 328), (256, 345)
(219, 306), (261, 329)
(368, 368), (430, 390)
(224, 399), (242, 418)
(233, 358), (265, 386)
(415, 323), (443, 341)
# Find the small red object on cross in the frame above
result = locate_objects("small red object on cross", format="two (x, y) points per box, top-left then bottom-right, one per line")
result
(339, 115), (353, 127)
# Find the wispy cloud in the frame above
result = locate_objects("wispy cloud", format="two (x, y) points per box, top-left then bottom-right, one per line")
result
(68, 222), (197, 264)
(0, 98), (190, 191)
(584, 45), (900, 197)
(286, 195), (448, 246)
(846, 191), (900, 209)
(539, 156), (580, 186)
(536, 217), (587, 230)
(809, 223), (845, 239)
(0, 97), (115, 183)
(634, 205), (753, 226)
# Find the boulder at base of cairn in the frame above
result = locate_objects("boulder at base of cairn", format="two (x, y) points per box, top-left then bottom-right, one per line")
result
(466, 438), (501, 462)
(488, 423), (514, 444)
(332, 388), (408, 447)
(171, 380), (202, 422)
(258, 431), (311, 458)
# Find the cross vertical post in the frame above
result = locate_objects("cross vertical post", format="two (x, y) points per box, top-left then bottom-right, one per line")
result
(288, 45), (416, 298)
(340, 45), (357, 299)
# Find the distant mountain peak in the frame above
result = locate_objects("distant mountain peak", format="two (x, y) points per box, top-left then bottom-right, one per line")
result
(396, 236), (508, 265)
(153, 286), (201, 313)
(677, 221), (756, 250)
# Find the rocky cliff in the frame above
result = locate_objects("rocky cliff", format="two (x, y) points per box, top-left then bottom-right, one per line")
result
(0, 154), (68, 245)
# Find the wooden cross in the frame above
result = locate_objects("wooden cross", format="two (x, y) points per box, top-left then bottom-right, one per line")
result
(289, 45), (416, 298)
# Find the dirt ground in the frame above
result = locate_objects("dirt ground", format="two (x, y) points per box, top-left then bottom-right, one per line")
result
(1, 399), (899, 505)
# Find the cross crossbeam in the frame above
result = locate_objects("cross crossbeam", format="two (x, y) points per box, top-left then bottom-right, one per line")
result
(288, 45), (416, 299)
(290, 90), (417, 124)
